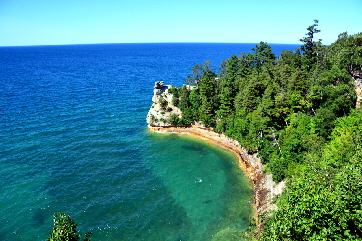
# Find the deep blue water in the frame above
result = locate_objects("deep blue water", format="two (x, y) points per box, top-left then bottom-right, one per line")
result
(0, 43), (299, 240)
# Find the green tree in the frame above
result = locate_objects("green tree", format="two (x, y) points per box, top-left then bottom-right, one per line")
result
(252, 41), (276, 69)
(169, 113), (181, 126)
(300, 20), (322, 71)
(199, 71), (218, 126)
(176, 87), (200, 125)
(178, 84), (191, 110)
(262, 109), (362, 240)
(279, 49), (302, 69)
(328, 32), (362, 75)
(323, 109), (362, 167)
(158, 95), (168, 110)
(217, 55), (240, 119)
(262, 162), (362, 240)
(186, 60), (214, 86)
(46, 213), (92, 241)
(168, 85), (180, 106)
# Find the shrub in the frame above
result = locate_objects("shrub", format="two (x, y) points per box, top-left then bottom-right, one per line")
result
(46, 213), (92, 241)
(159, 96), (168, 109)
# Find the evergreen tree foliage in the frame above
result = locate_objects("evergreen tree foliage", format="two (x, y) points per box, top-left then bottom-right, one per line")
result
(199, 71), (218, 127)
(217, 55), (240, 120)
(164, 20), (362, 239)
(46, 213), (92, 241)
(261, 110), (362, 240)
(252, 41), (276, 69)
(300, 20), (322, 71)
(328, 31), (362, 75)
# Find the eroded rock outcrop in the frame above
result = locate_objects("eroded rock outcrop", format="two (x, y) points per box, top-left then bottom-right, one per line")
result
(146, 81), (182, 126)
(353, 71), (362, 108)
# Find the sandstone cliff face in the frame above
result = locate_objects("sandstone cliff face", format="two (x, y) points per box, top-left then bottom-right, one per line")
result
(146, 81), (182, 126)
(353, 71), (362, 108)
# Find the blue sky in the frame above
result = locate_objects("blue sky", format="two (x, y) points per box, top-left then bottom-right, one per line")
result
(0, 0), (361, 46)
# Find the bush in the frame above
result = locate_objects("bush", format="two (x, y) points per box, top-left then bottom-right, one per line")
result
(169, 114), (181, 126)
(46, 213), (92, 241)
(159, 96), (168, 109)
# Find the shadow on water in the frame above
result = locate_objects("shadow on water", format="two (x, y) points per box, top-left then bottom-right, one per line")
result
(160, 133), (181, 140)
(145, 132), (254, 240)
(202, 199), (213, 204)
(32, 208), (49, 226)
(89, 170), (196, 241)
(39, 139), (197, 241)
(181, 143), (208, 155)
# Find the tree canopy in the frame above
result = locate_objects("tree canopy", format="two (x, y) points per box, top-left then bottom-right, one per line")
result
(158, 21), (362, 239)
(46, 213), (92, 241)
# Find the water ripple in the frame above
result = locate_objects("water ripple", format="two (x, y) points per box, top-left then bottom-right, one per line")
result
(0, 43), (302, 240)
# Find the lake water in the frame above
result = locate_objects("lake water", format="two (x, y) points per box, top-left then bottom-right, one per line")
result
(0, 43), (299, 240)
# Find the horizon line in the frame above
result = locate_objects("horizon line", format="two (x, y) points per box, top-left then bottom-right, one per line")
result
(0, 41), (302, 48)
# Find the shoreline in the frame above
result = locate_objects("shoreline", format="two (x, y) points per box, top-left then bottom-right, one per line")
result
(148, 125), (285, 230)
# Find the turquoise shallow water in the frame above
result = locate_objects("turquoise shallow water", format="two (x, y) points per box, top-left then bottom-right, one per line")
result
(0, 43), (298, 240)
(143, 133), (253, 240)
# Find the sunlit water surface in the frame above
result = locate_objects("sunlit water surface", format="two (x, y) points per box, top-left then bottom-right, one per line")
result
(0, 43), (298, 240)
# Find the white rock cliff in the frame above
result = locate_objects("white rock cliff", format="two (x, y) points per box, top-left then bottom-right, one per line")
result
(146, 81), (182, 126)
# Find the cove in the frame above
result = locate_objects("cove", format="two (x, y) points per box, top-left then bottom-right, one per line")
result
(145, 129), (254, 240)
(148, 125), (286, 234)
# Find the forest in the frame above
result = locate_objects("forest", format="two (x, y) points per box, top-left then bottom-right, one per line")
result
(165, 20), (362, 240)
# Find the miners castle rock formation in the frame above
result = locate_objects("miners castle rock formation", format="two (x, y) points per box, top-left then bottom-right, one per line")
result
(146, 81), (182, 127)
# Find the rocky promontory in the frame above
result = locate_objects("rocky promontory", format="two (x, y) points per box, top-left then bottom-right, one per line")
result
(146, 81), (182, 127)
